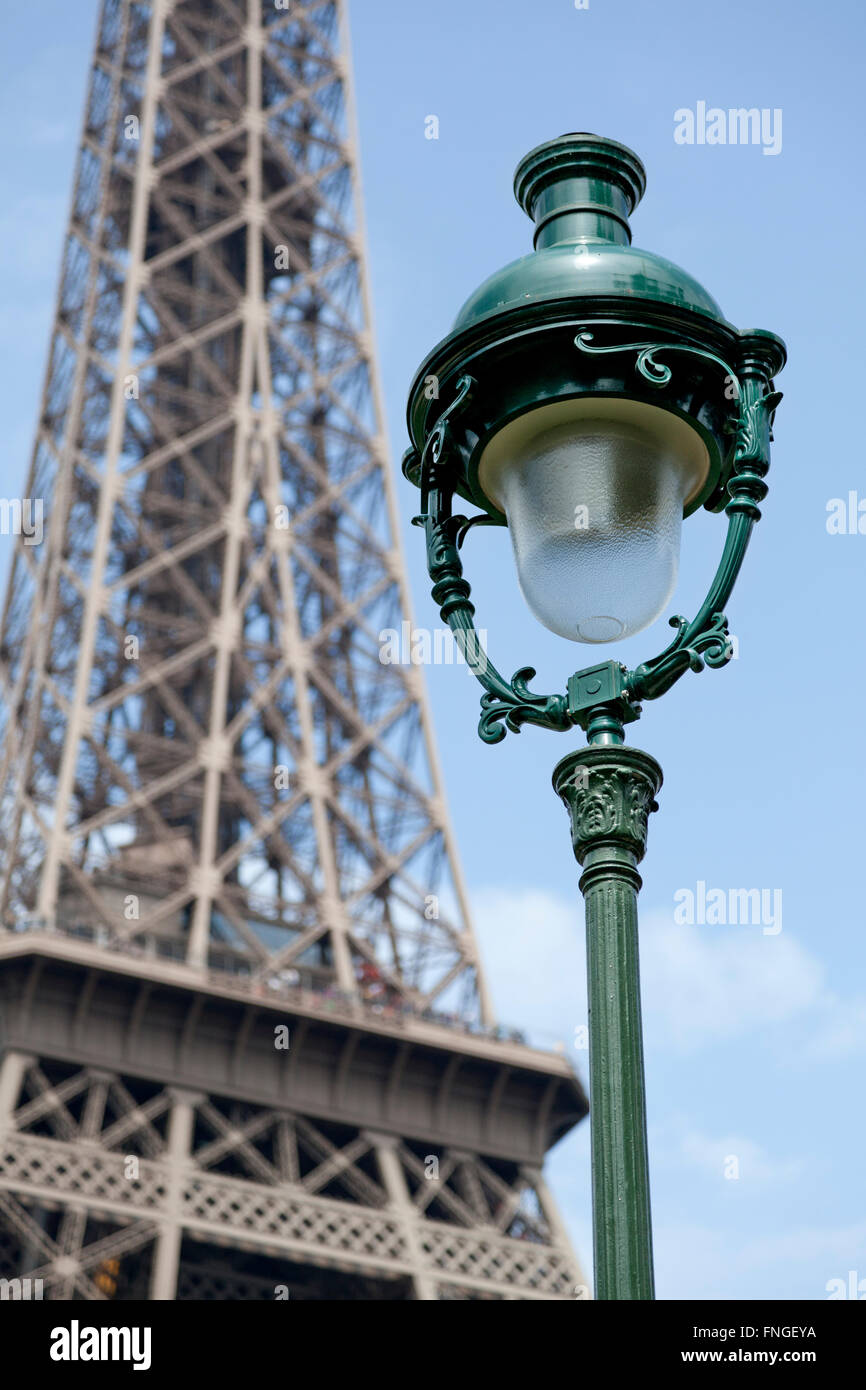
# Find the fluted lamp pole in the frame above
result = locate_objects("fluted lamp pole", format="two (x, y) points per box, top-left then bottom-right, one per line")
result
(403, 132), (785, 1299)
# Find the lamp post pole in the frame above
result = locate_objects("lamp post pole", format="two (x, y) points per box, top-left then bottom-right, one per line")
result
(553, 730), (661, 1300)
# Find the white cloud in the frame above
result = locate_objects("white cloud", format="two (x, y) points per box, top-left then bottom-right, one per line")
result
(802, 996), (866, 1062)
(677, 1128), (804, 1185)
(471, 886), (866, 1059)
(470, 885), (586, 1051)
(639, 910), (824, 1050)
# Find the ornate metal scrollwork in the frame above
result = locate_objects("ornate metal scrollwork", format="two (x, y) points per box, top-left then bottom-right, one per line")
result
(626, 611), (732, 704)
(553, 745), (662, 866)
(405, 377), (570, 744)
(574, 329), (781, 712)
(574, 331), (739, 395)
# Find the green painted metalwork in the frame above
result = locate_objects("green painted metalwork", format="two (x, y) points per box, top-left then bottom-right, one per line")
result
(404, 326), (782, 742)
(452, 132), (726, 331)
(403, 132), (786, 1302)
(553, 744), (662, 1300)
(407, 375), (571, 742)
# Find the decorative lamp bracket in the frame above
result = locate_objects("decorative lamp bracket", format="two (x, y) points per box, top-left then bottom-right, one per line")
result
(404, 326), (783, 747)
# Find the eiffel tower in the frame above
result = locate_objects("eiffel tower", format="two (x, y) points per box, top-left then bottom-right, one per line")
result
(0, 0), (587, 1301)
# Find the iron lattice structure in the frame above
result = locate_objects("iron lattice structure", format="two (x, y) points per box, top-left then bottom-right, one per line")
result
(0, 0), (587, 1300)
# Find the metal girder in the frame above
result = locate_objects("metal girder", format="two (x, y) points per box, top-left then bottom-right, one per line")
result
(0, 1054), (586, 1301)
(0, 0), (587, 1300)
(0, 0), (491, 1026)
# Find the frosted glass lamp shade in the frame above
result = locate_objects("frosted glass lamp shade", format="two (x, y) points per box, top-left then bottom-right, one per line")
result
(477, 398), (710, 643)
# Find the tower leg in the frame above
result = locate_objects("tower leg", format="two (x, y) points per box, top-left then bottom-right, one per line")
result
(370, 1133), (438, 1301)
(0, 1051), (32, 1134)
(150, 1088), (200, 1301)
(526, 1165), (591, 1298)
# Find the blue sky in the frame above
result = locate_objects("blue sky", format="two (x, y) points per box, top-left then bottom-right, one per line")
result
(2, 0), (865, 1300)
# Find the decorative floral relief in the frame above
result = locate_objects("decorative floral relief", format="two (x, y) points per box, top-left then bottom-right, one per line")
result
(564, 765), (658, 852)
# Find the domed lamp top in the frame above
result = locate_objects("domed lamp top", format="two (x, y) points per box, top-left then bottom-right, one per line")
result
(452, 132), (726, 331)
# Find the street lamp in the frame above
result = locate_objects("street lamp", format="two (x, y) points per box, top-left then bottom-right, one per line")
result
(403, 132), (785, 1301)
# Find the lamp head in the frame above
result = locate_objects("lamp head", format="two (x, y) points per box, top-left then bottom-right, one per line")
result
(406, 133), (785, 646)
